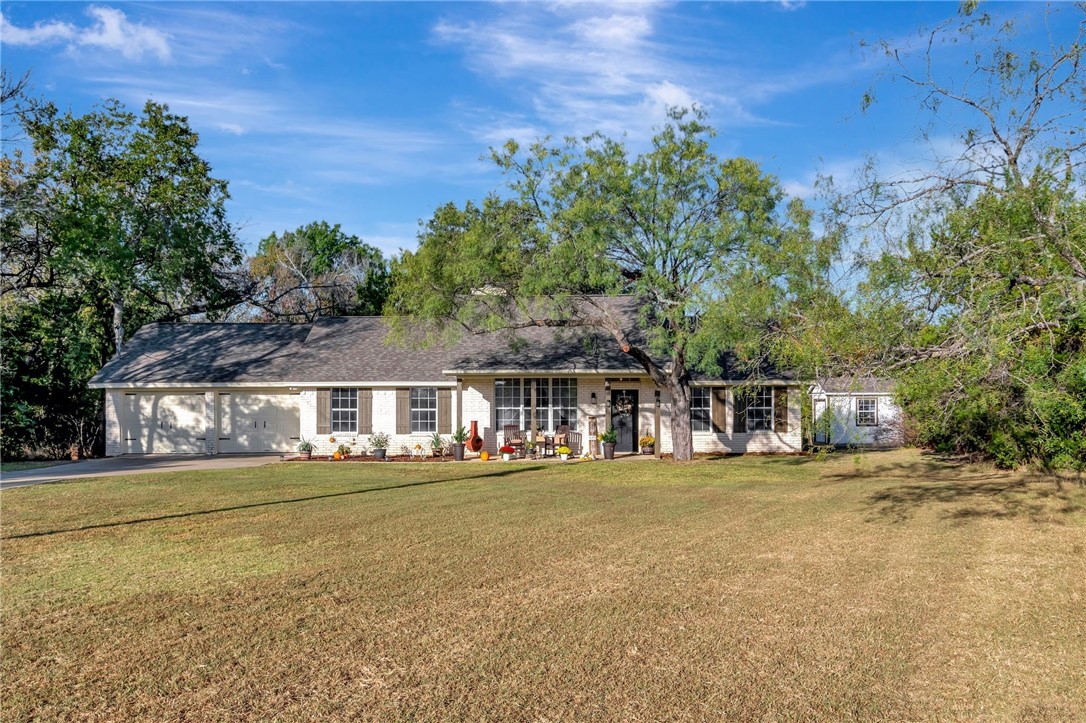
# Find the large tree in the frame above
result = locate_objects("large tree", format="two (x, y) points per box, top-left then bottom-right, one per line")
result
(1, 96), (247, 457)
(248, 221), (390, 322)
(842, 3), (1086, 468)
(11, 98), (246, 355)
(389, 109), (832, 461)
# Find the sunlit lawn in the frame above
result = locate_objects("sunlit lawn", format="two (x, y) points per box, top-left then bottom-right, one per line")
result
(2, 449), (1084, 721)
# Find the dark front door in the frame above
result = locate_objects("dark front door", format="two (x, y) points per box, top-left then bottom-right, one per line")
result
(611, 389), (639, 453)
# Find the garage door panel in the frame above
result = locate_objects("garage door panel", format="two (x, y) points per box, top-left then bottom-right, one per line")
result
(218, 392), (300, 453)
(121, 393), (205, 454)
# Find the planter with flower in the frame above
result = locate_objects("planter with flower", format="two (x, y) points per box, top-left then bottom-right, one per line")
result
(499, 444), (516, 462)
(430, 432), (446, 458)
(525, 439), (538, 459)
(639, 434), (655, 455)
(368, 432), (390, 460)
(599, 425), (618, 460)
(556, 445), (572, 461)
(451, 425), (467, 461)
(297, 438), (314, 460)
(333, 443), (352, 460)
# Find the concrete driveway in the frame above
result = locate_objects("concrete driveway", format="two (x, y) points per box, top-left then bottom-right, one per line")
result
(0, 455), (283, 490)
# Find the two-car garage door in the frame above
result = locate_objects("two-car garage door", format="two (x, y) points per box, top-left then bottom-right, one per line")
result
(120, 391), (300, 454)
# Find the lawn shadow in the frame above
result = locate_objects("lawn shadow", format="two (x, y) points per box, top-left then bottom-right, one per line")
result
(3, 465), (546, 541)
(866, 470), (1084, 524)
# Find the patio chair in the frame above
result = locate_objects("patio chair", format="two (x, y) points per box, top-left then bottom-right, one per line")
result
(565, 431), (582, 457)
(503, 424), (526, 457)
(554, 424), (570, 448)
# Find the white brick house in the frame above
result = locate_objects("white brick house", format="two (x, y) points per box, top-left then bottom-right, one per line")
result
(810, 378), (903, 448)
(90, 299), (805, 457)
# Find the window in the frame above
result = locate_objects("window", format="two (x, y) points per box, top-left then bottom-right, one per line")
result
(550, 378), (578, 431)
(856, 397), (878, 426)
(690, 387), (711, 432)
(410, 387), (438, 433)
(495, 378), (524, 430)
(331, 388), (358, 433)
(747, 387), (774, 431)
(495, 378), (578, 432)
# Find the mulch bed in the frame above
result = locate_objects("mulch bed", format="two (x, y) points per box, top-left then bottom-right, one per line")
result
(290, 455), (460, 463)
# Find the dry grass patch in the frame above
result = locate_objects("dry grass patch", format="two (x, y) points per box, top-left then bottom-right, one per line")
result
(2, 450), (1084, 721)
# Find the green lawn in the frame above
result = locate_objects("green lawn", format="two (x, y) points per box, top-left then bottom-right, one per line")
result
(2, 450), (1084, 721)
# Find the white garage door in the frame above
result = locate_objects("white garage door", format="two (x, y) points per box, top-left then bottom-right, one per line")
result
(217, 392), (301, 453)
(122, 393), (206, 454)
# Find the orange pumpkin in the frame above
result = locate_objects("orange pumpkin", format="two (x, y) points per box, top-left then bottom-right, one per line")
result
(333, 451), (342, 460)
(479, 451), (490, 461)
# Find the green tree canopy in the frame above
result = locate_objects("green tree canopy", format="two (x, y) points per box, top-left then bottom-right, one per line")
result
(390, 109), (834, 460)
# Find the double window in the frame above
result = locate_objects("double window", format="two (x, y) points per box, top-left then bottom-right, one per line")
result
(331, 388), (358, 433)
(410, 387), (438, 433)
(494, 378), (578, 431)
(856, 397), (878, 426)
(746, 387), (774, 431)
(690, 388), (711, 432)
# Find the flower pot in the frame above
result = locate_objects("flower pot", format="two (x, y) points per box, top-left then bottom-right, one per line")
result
(640, 446), (654, 455)
(299, 451), (312, 460)
(559, 453), (569, 461)
(602, 442), (616, 460)
(466, 421), (484, 452)
(502, 453), (512, 462)
(372, 448), (387, 460)
(432, 449), (442, 457)
(452, 443), (465, 461)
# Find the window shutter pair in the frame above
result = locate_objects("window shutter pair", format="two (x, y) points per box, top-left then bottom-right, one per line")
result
(317, 388), (372, 435)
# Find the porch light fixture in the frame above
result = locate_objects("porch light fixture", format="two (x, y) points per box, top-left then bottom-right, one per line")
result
(590, 392), (597, 404)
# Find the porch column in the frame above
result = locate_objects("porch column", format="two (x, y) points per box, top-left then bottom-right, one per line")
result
(654, 388), (662, 458)
(456, 377), (464, 430)
(604, 380), (612, 431)
(529, 379), (538, 443)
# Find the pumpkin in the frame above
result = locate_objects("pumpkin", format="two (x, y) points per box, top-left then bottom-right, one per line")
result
(333, 451), (342, 460)
(480, 451), (490, 461)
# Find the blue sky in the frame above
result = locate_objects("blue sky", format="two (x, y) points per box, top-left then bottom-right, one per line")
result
(0, 1), (1072, 256)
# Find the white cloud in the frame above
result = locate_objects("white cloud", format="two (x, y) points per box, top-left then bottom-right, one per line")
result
(0, 13), (75, 45)
(77, 6), (171, 62)
(0, 6), (170, 62)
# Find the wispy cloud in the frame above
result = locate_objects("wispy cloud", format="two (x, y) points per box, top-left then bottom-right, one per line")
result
(1, 6), (171, 62)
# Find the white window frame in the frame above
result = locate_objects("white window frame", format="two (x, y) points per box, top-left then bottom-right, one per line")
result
(747, 387), (774, 432)
(856, 397), (878, 427)
(494, 378), (525, 431)
(690, 387), (711, 432)
(410, 387), (438, 433)
(331, 388), (358, 434)
(495, 378), (579, 433)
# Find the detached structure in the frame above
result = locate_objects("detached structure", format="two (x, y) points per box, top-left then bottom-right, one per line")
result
(809, 378), (903, 448)
(90, 297), (805, 457)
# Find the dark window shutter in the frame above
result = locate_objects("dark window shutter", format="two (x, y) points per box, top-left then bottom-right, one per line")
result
(711, 387), (728, 433)
(438, 388), (452, 434)
(774, 388), (789, 433)
(733, 390), (748, 433)
(316, 389), (331, 434)
(396, 389), (410, 435)
(359, 389), (373, 435)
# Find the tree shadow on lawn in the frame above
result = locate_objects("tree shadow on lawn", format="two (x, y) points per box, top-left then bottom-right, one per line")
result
(864, 469), (1084, 524)
(2, 465), (546, 541)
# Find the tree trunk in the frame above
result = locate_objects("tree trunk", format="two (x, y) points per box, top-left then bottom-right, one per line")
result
(669, 380), (694, 461)
(112, 288), (124, 357)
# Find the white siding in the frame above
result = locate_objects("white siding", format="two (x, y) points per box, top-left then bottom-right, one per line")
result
(657, 384), (803, 455)
(814, 393), (902, 447)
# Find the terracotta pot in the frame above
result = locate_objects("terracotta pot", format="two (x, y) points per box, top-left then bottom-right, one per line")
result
(466, 420), (484, 452)
(300, 451), (312, 460)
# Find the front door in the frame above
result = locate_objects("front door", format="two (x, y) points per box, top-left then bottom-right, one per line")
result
(610, 389), (639, 454)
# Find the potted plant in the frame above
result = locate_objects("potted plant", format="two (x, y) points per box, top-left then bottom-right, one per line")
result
(556, 445), (572, 461)
(297, 438), (314, 460)
(599, 425), (618, 460)
(430, 432), (445, 457)
(639, 434), (655, 455)
(451, 425), (467, 461)
(499, 444), (516, 462)
(525, 439), (537, 458)
(369, 432), (390, 460)
(336, 443), (352, 460)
